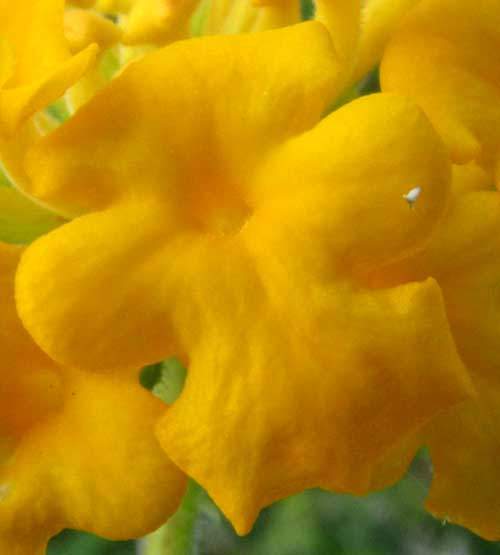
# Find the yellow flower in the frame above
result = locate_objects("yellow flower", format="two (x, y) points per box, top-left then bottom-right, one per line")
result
(365, 164), (500, 539)
(15, 23), (472, 533)
(380, 0), (500, 177)
(0, 0), (97, 136)
(0, 242), (187, 554)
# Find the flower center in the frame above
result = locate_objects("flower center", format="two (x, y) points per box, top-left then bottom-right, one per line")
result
(186, 181), (251, 235)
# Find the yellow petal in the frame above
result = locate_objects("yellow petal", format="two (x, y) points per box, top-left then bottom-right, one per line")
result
(1, 368), (187, 552)
(315, 0), (360, 85)
(380, 0), (500, 175)
(351, 0), (421, 83)
(250, 93), (451, 276)
(0, 244), (187, 552)
(430, 236), (500, 384)
(16, 201), (182, 371)
(0, 37), (14, 89)
(0, 243), (55, 387)
(367, 165), (500, 384)
(122, 0), (199, 44)
(64, 9), (122, 110)
(96, 0), (133, 12)
(1, 0), (70, 86)
(425, 377), (500, 540)
(64, 9), (122, 54)
(24, 22), (340, 215)
(0, 0), (97, 134)
(157, 266), (471, 534)
(68, 0), (97, 7)
(1, 44), (97, 136)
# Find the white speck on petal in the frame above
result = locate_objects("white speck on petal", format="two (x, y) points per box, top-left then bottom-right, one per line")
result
(403, 186), (422, 208)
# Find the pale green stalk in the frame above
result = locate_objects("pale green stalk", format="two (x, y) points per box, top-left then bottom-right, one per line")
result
(140, 482), (201, 555)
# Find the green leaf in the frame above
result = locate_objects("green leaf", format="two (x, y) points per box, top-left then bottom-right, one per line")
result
(301, 0), (315, 20)
(0, 186), (64, 244)
(142, 481), (201, 555)
(139, 357), (187, 404)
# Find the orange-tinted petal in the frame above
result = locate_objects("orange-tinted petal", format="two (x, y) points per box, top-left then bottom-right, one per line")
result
(24, 22), (340, 215)
(250, 93), (451, 277)
(157, 270), (470, 534)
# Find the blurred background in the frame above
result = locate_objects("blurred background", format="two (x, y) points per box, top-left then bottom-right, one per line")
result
(48, 458), (500, 555)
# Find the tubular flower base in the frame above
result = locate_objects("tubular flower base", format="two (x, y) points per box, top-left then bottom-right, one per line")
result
(15, 24), (473, 533)
(0, 244), (187, 554)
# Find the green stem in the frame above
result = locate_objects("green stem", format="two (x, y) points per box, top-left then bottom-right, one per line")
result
(141, 482), (201, 555)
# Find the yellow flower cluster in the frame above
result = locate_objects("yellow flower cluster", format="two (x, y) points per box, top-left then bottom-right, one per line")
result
(1, 0), (500, 552)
